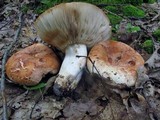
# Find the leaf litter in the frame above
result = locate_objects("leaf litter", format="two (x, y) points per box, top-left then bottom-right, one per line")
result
(0, 1), (160, 120)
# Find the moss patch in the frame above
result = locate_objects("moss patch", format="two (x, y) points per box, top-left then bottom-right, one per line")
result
(122, 5), (145, 18)
(101, 0), (125, 4)
(101, 0), (143, 4)
(153, 29), (160, 37)
(147, 0), (157, 4)
(107, 13), (123, 25)
(105, 6), (122, 26)
(142, 39), (154, 54)
(105, 6), (119, 13)
(21, 4), (30, 13)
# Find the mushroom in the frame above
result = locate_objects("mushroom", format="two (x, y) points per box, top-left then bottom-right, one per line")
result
(35, 2), (111, 95)
(5, 43), (60, 86)
(87, 40), (145, 87)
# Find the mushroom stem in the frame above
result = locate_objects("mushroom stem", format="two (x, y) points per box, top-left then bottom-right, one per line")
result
(53, 44), (87, 95)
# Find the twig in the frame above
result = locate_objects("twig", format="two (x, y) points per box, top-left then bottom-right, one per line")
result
(76, 55), (101, 76)
(0, 12), (23, 120)
(0, 20), (13, 30)
(151, 11), (160, 21)
(103, 9), (128, 20)
(76, 56), (129, 91)
(129, 32), (143, 47)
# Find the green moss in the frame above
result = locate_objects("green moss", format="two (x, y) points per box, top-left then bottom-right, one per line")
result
(111, 37), (118, 41)
(105, 6), (119, 13)
(101, 0), (124, 4)
(147, 0), (156, 4)
(35, 0), (59, 14)
(126, 23), (141, 33)
(122, 5), (145, 18)
(153, 29), (160, 37)
(142, 39), (154, 54)
(35, 0), (148, 14)
(21, 4), (30, 13)
(108, 13), (122, 25)
(104, 6), (123, 25)
(101, 0), (143, 4)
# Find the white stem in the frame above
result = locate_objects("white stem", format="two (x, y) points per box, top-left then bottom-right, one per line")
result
(54, 44), (87, 92)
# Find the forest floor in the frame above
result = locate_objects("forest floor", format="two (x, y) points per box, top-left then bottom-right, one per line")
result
(0, 1), (160, 120)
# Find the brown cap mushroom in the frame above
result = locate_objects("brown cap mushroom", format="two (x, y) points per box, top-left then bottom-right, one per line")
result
(5, 43), (60, 86)
(87, 40), (145, 87)
(35, 2), (111, 95)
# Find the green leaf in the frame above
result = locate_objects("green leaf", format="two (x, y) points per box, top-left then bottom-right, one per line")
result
(23, 83), (46, 91)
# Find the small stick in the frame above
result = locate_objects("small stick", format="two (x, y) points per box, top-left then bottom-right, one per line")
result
(76, 55), (102, 76)
(77, 55), (129, 94)
(0, 12), (23, 120)
(0, 19), (13, 30)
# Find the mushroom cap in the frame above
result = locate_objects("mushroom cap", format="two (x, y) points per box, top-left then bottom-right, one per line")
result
(87, 40), (145, 86)
(6, 43), (60, 86)
(35, 2), (111, 52)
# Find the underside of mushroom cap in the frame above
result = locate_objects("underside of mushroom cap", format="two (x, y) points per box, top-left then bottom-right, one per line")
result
(87, 40), (145, 87)
(5, 43), (60, 86)
(35, 2), (111, 52)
